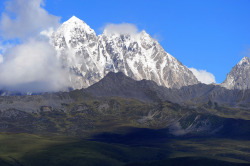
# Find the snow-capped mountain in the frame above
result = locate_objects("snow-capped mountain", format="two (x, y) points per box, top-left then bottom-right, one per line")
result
(51, 16), (199, 89)
(221, 56), (250, 90)
(51, 16), (100, 89)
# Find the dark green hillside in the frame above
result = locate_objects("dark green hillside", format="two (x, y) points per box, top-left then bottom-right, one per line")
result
(0, 133), (250, 166)
(125, 157), (250, 166)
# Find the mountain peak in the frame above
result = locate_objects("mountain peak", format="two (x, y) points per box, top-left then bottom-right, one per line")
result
(59, 16), (95, 35)
(140, 30), (149, 36)
(238, 56), (250, 66)
(221, 56), (250, 90)
(139, 30), (154, 43)
(65, 16), (84, 24)
(104, 72), (133, 81)
(86, 72), (161, 102)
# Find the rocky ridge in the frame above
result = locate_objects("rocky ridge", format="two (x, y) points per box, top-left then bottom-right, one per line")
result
(221, 56), (250, 90)
(51, 16), (199, 89)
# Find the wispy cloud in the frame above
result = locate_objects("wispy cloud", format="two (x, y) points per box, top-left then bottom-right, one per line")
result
(240, 46), (250, 58)
(0, 0), (60, 40)
(0, 40), (13, 54)
(103, 23), (139, 35)
(153, 33), (163, 42)
(189, 68), (216, 84)
(103, 23), (161, 42)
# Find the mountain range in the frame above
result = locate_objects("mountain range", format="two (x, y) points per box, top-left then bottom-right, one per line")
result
(0, 16), (249, 96)
(0, 72), (250, 137)
(50, 16), (250, 91)
(86, 72), (250, 107)
(51, 16), (198, 90)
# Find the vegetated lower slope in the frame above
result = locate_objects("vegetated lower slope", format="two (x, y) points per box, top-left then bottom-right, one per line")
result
(1, 72), (250, 165)
(0, 133), (250, 166)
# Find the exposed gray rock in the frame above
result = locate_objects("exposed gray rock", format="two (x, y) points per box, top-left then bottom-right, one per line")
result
(86, 72), (250, 107)
(221, 57), (250, 90)
(0, 92), (73, 113)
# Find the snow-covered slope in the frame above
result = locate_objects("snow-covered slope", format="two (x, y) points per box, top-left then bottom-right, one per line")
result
(221, 56), (250, 90)
(51, 16), (101, 89)
(51, 16), (199, 89)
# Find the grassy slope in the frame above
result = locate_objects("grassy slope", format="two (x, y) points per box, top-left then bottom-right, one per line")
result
(0, 133), (250, 166)
(1, 94), (250, 165)
(0, 133), (170, 166)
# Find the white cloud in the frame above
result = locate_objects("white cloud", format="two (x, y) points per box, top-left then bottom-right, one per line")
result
(103, 23), (138, 35)
(189, 68), (216, 84)
(0, 54), (3, 63)
(103, 23), (161, 42)
(0, 41), (13, 53)
(40, 27), (55, 38)
(0, 0), (60, 40)
(0, 39), (70, 93)
(0, 0), (70, 93)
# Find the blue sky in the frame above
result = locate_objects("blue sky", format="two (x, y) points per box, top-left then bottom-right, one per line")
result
(1, 0), (250, 83)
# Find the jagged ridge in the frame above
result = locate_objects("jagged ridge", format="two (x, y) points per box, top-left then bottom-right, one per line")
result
(51, 16), (199, 90)
(221, 56), (250, 90)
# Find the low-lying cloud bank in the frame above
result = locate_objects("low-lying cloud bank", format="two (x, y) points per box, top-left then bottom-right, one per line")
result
(189, 68), (216, 84)
(0, 0), (69, 93)
(0, 39), (69, 93)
